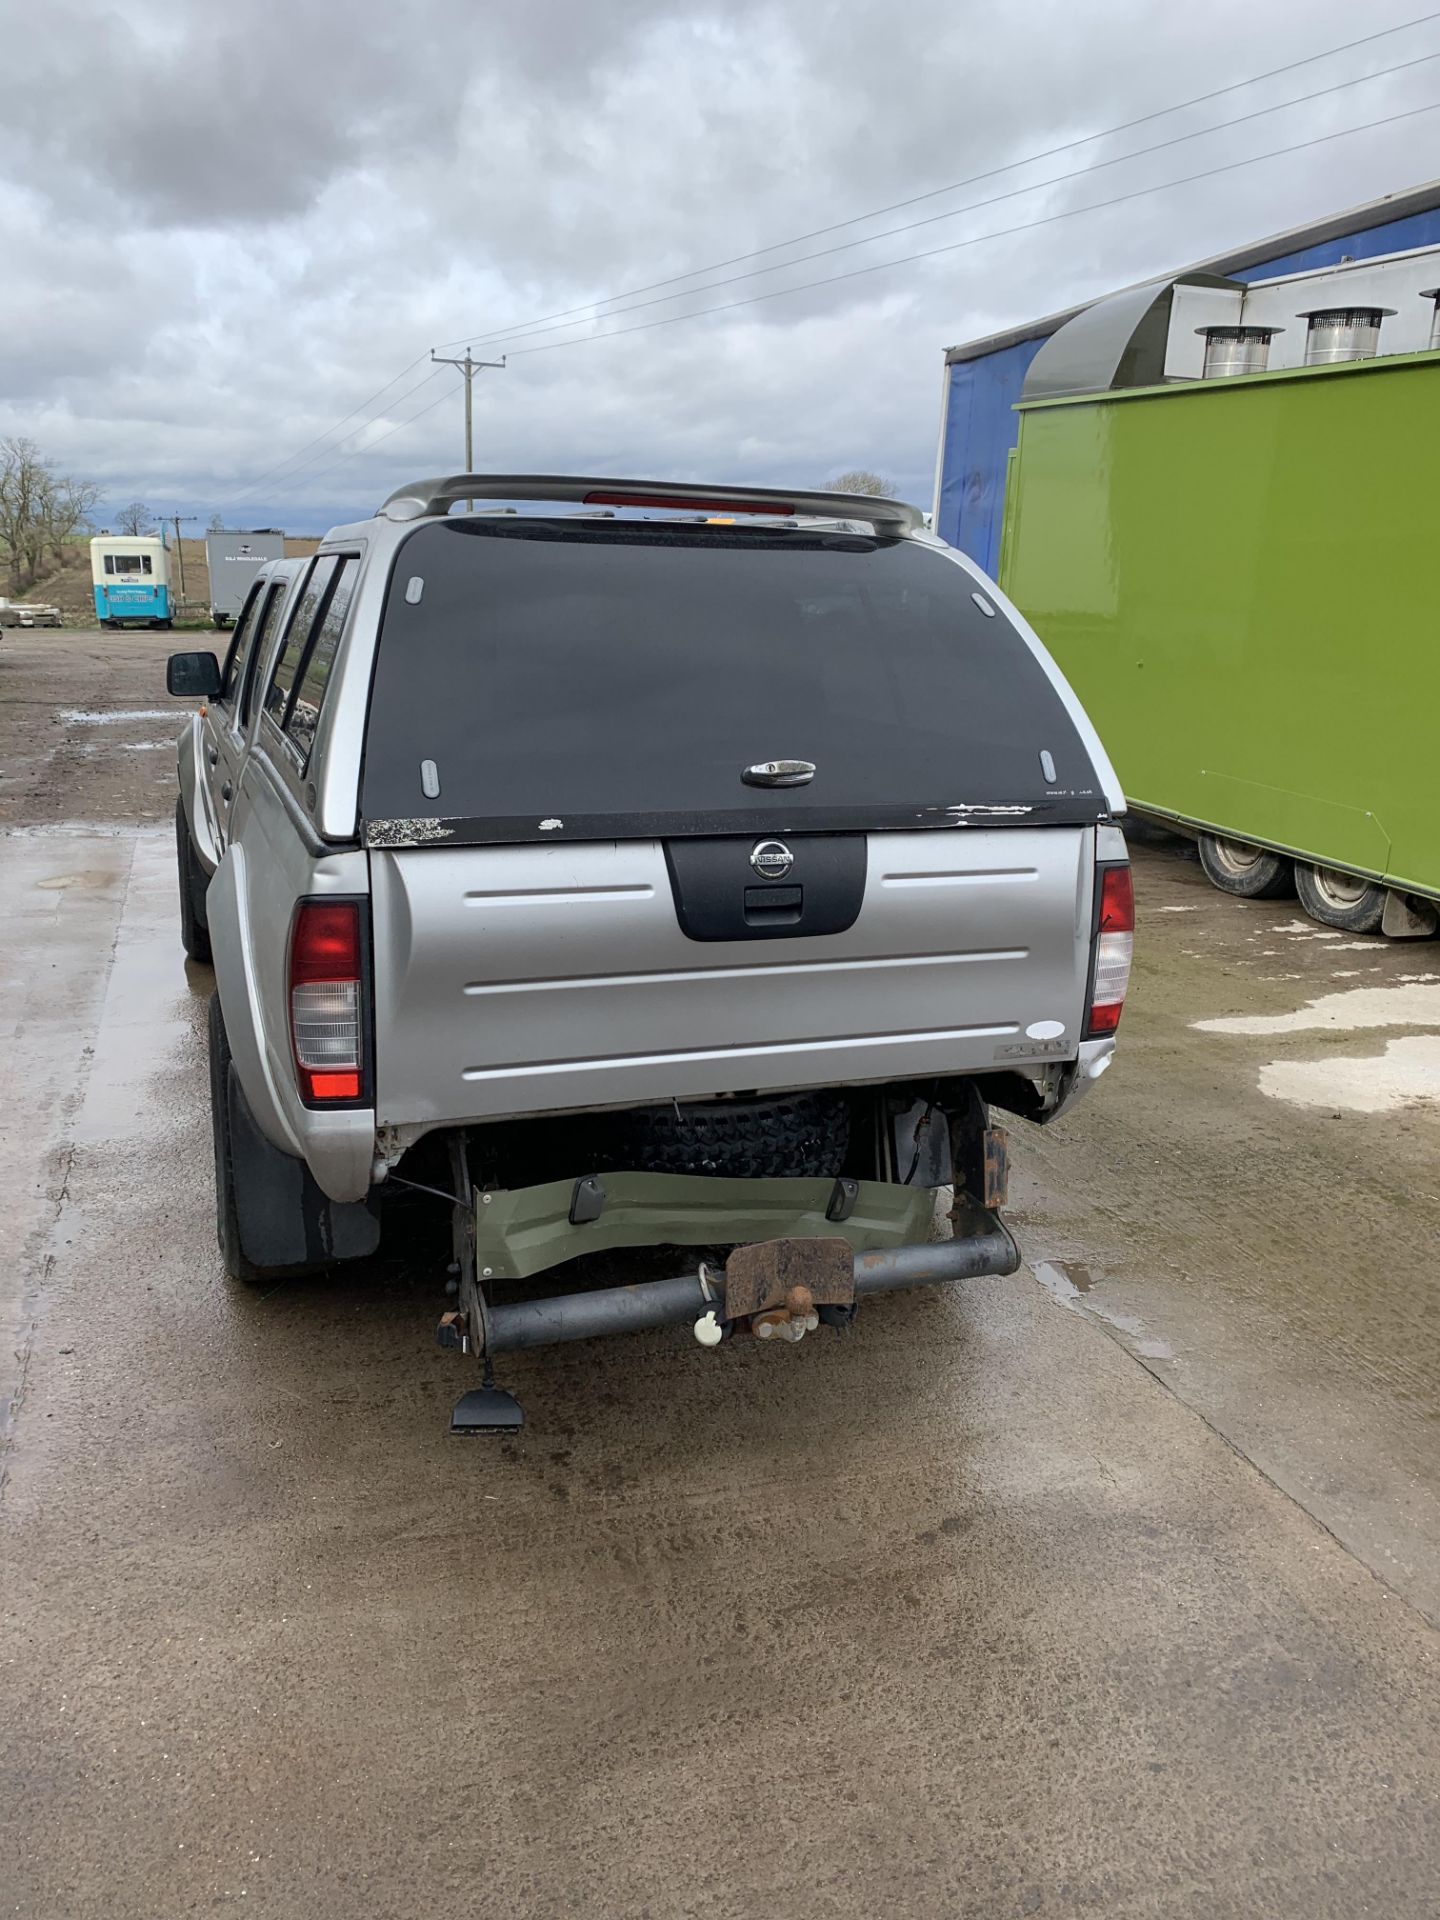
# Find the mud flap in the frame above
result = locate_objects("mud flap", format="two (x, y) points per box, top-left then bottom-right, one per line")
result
(1382, 889), (1440, 939)
(227, 1065), (380, 1268)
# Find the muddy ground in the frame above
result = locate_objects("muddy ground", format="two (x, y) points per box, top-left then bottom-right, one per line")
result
(5, 630), (1440, 1917)
(0, 628), (184, 828)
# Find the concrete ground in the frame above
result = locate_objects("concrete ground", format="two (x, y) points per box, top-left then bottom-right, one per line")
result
(5, 631), (1440, 1918)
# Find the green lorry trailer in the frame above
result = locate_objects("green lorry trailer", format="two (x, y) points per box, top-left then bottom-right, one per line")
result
(999, 348), (1439, 936)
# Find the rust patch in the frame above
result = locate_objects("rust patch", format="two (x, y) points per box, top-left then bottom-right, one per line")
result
(983, 1127), (1010, 1210)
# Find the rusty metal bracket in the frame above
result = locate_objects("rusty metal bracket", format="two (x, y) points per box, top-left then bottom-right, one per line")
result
(724, 1236), (856, 1321)
(949, 1098), (1009, 1212)
(981, 1128), (1009, 1210)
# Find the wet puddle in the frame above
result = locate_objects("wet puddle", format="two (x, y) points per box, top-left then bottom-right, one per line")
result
(1195, 983), (1440, 1113)
(1032, 1260), (1174, 1362)
(35, 869), (118, 890)
(1197, 984), (1440, 1037)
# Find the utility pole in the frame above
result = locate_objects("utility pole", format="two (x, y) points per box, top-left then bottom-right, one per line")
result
(166, 512), (198, 602)
(429, 349), (506, 509)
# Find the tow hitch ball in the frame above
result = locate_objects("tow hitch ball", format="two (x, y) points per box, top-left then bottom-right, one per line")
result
(717, 1283), (822, 1346)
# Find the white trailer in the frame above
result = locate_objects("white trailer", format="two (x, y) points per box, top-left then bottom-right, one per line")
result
(205, 530), (285, 629)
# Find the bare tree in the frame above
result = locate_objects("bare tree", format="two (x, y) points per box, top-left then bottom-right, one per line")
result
(40, 473), (101, 568)
(207, 512), (226, 533)
(0, 439), (102, 594)
(116, 501), (153, 536)
(0, 439), (49, 593)
(824, 469), (894, 497)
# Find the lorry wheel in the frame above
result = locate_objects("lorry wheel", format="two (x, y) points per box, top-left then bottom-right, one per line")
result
(1295, 862), (1386, 934)
(1197, 833), (1293, 899)
(175, 799), (212, 964)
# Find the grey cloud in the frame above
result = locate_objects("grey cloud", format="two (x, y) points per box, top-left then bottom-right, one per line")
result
(1, 0), (1436, 530)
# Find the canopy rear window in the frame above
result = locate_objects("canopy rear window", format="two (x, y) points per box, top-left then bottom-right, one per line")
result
(361, 519), (1104, 844)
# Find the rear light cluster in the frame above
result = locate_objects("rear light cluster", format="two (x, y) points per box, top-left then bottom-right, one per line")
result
(1086, 864), (1134, 1038)
(289, 900), (366, 1104)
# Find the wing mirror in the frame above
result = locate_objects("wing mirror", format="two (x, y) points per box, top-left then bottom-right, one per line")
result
(167, 651), (222, 698)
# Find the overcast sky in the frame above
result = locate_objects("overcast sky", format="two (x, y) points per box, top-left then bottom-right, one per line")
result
(2, 0), (1438, 533)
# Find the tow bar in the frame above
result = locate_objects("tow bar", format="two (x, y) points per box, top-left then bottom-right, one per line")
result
(438, 1141), (1019, 1433)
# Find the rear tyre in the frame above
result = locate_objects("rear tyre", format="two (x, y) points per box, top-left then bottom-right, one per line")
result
(1197, 833), (1294, 899)
(208, 992), (380, 1285)
(1295, 862), (1386, 934)
(175, 799), (212, 964)
(208, 992), (267, 1284)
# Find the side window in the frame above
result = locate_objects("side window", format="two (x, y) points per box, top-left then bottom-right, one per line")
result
(218, 581), (265, 704)
(103, 555), (115, 576)
(285, 557), (358, 764)
(237, 584), (289, 731)
(263, 557), (338, 729)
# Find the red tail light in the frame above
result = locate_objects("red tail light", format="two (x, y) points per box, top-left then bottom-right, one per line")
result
(289, 900), (365, 1104)
(1086, 865), (1134, 1038)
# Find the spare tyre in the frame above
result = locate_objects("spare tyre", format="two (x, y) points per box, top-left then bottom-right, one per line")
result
(592, 1090), (851, 1180)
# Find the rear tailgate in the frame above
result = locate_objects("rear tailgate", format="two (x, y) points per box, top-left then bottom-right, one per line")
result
(369, 828), (1093, 1126)
(359, 514), (1115, 1126)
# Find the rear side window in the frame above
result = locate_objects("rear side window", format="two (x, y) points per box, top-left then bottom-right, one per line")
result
(238, 584), (290, 730)
(264, 557), (338, 727)
(360, 519), (1103, 842)
(219, 580), (264, 703)
(285, 557), (357, 763)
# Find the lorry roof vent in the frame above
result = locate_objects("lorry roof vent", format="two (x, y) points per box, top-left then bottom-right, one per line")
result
(1298, 307), (1395, 366)
(1196, 324), (1282, 379)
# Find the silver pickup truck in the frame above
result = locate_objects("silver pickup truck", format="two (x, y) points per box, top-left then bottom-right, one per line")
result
(168, 474), (1130, 1431)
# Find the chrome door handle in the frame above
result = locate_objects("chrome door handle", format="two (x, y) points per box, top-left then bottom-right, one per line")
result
(742, 759), (816, 788)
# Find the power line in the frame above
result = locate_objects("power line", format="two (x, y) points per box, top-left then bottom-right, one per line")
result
(506, 97), (1440, 359)
(284, 375), (462, 497)
(262, 93), (1440, 505)
(237, 19), (1440, 511)
(217, 352), (432, 507)
(476, 45), (1440, 353)
(223, 9), (1438, 513)
(436, 8), (1440, 354)
(220, 362), (446, 507)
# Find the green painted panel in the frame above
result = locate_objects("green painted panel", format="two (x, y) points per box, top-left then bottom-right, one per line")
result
(1001, 353), (1440, 893)
(473, 1172), (935, 1281)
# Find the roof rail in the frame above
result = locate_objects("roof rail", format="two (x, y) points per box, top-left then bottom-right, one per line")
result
(376, 473), (925, 533)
